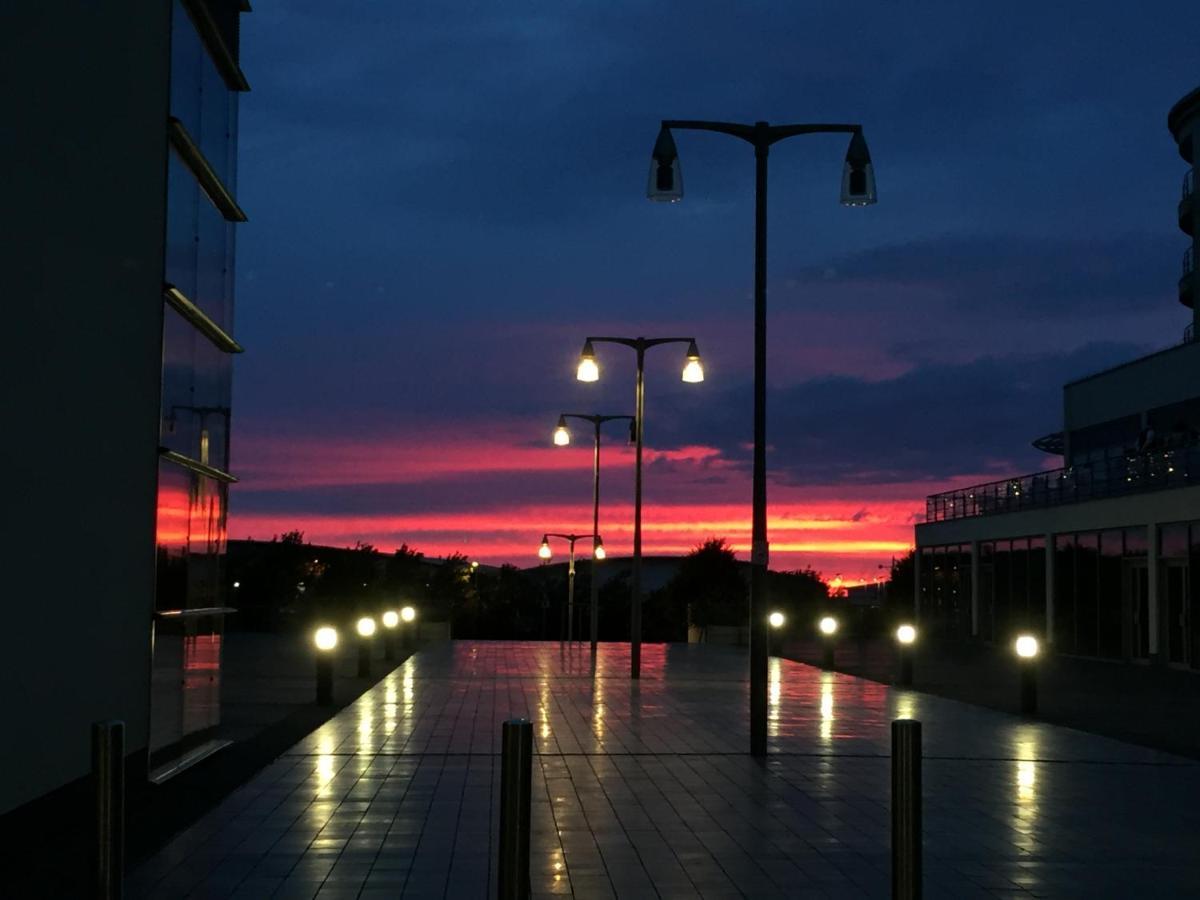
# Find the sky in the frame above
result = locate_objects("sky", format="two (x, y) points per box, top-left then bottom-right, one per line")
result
(227, 1), (1199, 583)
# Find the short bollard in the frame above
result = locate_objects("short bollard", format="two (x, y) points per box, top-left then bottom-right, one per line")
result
(313, 627), (338, 705)
(356, 616), (376, 678)
(93, 720), (125, 900)
(1015, 635), (1039, 716)
(819, 616), (838, 669)
(400, 606), (417, 652)
(498, 718), (532, 900)
(382, 610), (400, 662)
(891, 719), (922, 900)
(895, 624), (917, 687)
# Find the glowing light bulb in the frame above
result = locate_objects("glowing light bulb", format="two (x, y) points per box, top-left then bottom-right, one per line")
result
(356, 617), (377, 638)
(400, 606), (416, 623)
(593, 541), (606, 561)
(896, 624), (916, 645)
(577, 341), (599, 382)
(819, 616), (838, 636)
(768, 611), (785, 629)
(313, 626), (338, 651)
(382, 610), (399, 629)
(681, 340), (704, 383)
(538, 538), (552, 560)
(1015, 635), (1039, 659)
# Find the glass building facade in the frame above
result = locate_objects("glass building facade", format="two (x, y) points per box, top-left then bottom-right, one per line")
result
(150, 0), (245, 760)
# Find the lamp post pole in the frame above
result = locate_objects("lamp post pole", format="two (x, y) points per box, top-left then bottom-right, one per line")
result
(649, 119), (876, 754)
(539, 532), (601, 644)
(577, 337), (703, 678)
(556, 413), (633, 656)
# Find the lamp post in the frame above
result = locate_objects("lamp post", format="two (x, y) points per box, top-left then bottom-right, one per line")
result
(576, 337), (704, 678)
(648, 119), (876, 755)
(538, 532), (603, 643)
(553, 413), (634, 656)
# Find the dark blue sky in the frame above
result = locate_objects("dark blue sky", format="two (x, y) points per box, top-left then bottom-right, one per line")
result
(227, 1), (1199, 578)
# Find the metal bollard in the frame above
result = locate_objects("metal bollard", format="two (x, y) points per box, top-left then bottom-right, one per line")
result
(93, 720), (125, 900)
(316, 655), (334, 705)
(891, 719), (922, 900)
(898, 649), (913, 687)
(357, 639), (372, 679)
(498, 718), (532, 900)
(1020, 662), (1037, 715)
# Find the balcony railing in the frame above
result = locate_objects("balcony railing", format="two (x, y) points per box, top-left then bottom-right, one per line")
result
(1184, 168), (1195, 201)
(926, 444), (1200, 523)
(1185, 246), (1195, 277)
(1186, 322), (1195, 344)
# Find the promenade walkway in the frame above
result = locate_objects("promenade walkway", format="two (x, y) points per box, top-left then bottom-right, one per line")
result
(129, 641), (1200, 898)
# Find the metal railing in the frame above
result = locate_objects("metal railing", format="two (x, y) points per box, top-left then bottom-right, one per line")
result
(926, 444), (1200, 522)
(1185, 246), (1195, 277)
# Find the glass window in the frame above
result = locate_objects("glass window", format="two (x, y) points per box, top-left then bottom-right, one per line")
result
(1076, 533), (1099, 656)
(1161, 523), (1189, 559)
(1029, 537), (1046, 634)
(155, 460), (228, 613)
(160, 305), (232, 470)
(1054, 535), (1076, 653)
(1011, 538), (1029, 632)
(994, 540), (1012, 644)
(171, 0), (237, 188)
(1099, 530), (1123, 658)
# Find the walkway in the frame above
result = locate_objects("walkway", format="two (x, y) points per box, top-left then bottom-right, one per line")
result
(129, 641), (1200, 898)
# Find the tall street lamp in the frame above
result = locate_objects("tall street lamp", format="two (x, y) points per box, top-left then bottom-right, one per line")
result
(553, 413), (634, 657)
(648, 119), (876, 755)
(538, 532), (603, 643)
(576, 337), (704, 678)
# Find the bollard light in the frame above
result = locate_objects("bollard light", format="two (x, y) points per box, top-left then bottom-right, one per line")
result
(818, 615), (838, 670)
(819, 616), (838, 636)
(400, 606), (416, 623)
(768, 611), (785, 628)
(313, 626), (339, 651)
(1015, 634), (1039, 658)
(895, 624), (916, 686)
(356, 616), (377, 638)
(896, 624), (917, 645)
(1015, 634), (1040, 716)
(382, 610), (400, 629)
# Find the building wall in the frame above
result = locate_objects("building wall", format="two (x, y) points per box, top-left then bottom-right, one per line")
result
(1064, 341), (1200, 435)
(1, 2), (172, 813)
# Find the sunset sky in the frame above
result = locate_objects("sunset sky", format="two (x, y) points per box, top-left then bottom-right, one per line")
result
(228, 2), (1197, 583)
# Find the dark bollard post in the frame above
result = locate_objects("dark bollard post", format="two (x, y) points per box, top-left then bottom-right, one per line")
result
(400, 606), (417, 653)
(356, 617), (376, 679)
(891, 719), (922, 900)
(498, 718), (532, 900)
(1015, 635), (1039, 716)
(313, 627), (338, 705)
(93, 720), (125, 900)
(818, 616), (838, 670)
(895, 624), (917, 687)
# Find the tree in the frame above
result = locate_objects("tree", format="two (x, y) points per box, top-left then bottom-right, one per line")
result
(665, 538), (747, 634)
(887, 551), (915, 618)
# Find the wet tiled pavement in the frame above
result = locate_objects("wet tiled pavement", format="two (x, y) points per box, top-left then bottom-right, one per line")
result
(129, 641), (1200, 898)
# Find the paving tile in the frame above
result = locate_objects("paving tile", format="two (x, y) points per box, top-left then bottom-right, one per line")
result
(130, 641), (1200, 899)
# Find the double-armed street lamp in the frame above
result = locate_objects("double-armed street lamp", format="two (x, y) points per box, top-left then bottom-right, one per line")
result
(647, 119), (876, 755)
(538, 532), (605, 643)
(553, 413), (635, 656)
(576, 337), (704, 678)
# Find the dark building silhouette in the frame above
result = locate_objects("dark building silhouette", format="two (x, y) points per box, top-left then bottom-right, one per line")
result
(915, 84), (1200, 668)
(3, 0), (249, 816)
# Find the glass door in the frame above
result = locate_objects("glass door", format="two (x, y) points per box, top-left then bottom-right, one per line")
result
(1126, 562), (1150, 661)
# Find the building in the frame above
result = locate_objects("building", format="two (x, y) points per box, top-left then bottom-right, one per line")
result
(3, 0), (249, 819)
(914, 85), (1200, 668)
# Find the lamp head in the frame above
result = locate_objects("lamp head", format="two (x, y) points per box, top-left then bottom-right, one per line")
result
(313, 626), (338, 651)
(768, 611), (785, 629)
(1015, 634), (1040, 659)
(593, 536), (606, 561)
(538, 536), (553, 560)
(840, 130), (877, 206)
(681, 340), (704, 383)
(895, 623), (916, 645)
(382, 610), (400, 629)
(356, 616), (377, 638)
(400, 605), (416, 623)
(577, 341), (599, 382)
(647, 126), (682, 202)
(553, 415), (571, 446)
(818, 615), (838, 636)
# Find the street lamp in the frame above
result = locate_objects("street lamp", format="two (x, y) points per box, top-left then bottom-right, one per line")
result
(312, 626), (338, 705)
(355, 616), (376, 678)
(576, 336), (704, 678)
(895, 623), (917, 686)
(537, 532), (602, 643)
(552, 412), (634, 656)
(818, 615), (839, 670)
(1015, 634), (1040, 715)
(649, 118), (875, 756)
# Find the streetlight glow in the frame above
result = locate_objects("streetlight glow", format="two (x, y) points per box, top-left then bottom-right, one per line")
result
(577, 341), (599, 382)
(538, 536), (553, 560)
(313, 626), (338, 651)
(553, 414), (571, 446)
(400, 606), (416, 623)
(681, 340), (704, 383)
(594, 537), (606, 561)
(819, 616), (838, 636)
(1015, 635), (1040, 659)
(768, 611), (785, 629)
(356, 616), (376, 638)
(896, 624), (917, 645)
(382, 610), (399, 629)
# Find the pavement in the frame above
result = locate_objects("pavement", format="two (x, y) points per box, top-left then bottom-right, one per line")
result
(129, 641), (1200, 899)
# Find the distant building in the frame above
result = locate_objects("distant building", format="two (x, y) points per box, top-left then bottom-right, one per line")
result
(914, 85), (1200, 668)
(4, 0), (249, 817)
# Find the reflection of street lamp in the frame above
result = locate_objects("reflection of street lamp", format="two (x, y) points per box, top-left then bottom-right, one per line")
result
(553, 412), (634, 656)
(650, 118), (875, 757)
(576, 336), (704, 677)
(537, 532), (602, 643)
